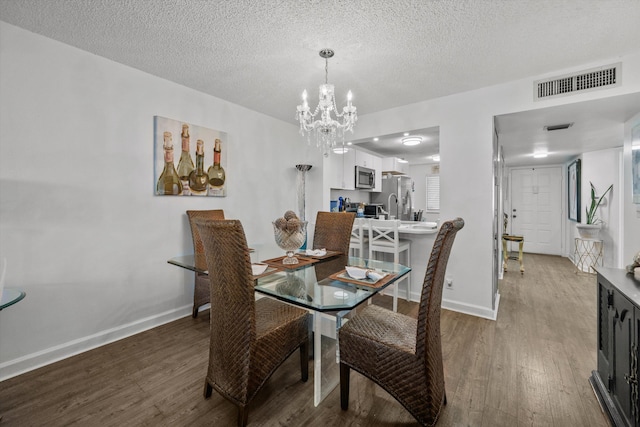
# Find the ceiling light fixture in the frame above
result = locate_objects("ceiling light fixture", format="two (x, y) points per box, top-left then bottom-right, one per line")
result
(402, 136), (422, 146)
(296, 49), (357, 157)
(332, 147), (350, 154)
(432, 155), (440, 162)
(397, 158), (409, 164)
(533, 151), (548, 158)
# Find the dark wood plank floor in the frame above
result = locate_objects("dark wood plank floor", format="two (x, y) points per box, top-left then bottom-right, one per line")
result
(0, 254), (608, 426)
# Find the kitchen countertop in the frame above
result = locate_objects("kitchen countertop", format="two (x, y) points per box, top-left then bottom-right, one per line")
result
(398, 222), (439, 235)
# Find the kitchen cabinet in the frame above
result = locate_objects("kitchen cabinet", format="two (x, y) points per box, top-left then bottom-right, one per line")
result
(590, 267), (639, 427)
(329, 148), (381, 191)
(355, 150), (374, 168)
(328, 148), (355, 190)
(382, 157), (408, 175)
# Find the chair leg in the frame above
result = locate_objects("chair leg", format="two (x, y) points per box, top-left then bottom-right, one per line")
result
(443, 391), (447, 405)
(203, 380), (213, 398)
(393, 283), (398, 312)
(300, 339), (309, 382)
(393, 252), (399, 312)
(192, 305), (199, 318)
(237, 406), (248, 427)
(406, 246), (411, 301)
(340, 363), (350, 410)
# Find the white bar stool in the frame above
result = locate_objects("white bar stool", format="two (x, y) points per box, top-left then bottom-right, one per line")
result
(368, 219), (411, 312)
(349, 218), (369, 258)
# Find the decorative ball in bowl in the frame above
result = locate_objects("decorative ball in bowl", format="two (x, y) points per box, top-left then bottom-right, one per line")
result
(273, 210), (307, 264)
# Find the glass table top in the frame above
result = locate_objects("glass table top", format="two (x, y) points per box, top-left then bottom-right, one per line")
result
(168, 254), (410, 312)
(0, 288), (26, 310)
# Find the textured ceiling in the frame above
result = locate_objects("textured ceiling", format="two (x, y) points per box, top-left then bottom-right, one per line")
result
(1, 0), (640, 164)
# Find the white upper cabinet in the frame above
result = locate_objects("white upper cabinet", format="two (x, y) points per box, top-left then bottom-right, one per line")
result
(382, 157), (408, 175)
(329, 148), (355, 190)
(355, 150), (374, 168)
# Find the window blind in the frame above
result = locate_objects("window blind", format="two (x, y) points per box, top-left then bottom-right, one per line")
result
(426, 175), (440, 211)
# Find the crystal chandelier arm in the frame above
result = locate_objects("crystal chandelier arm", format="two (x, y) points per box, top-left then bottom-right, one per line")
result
(295, 49), (357, 150)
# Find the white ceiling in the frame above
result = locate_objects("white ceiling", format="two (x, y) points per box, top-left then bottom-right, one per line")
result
(1, 0), (639, 165)
(496, 92), (640, 167)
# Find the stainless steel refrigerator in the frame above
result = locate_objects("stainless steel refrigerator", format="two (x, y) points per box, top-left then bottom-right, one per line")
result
(371, 175), (413, 221)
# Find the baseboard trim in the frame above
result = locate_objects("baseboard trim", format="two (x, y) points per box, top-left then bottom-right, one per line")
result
(0, 305), (192, 382)
(382, 287), (500, 321)
(442, 293), (499, 320)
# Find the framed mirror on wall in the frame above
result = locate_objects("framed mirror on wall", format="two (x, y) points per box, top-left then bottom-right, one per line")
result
(568, 159), (581, 222)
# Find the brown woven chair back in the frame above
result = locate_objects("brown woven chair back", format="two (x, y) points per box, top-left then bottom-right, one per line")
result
(193, 219), (255, 402)
(312, 211), (356, 254)
(338, 217), (464, 427)
(186, 210), (225, 318)
(186, 209), (225, 255)
(416, 217), (465, 375)
(193, 218), (310, 426)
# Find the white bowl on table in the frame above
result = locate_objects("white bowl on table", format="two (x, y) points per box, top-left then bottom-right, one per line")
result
(252, 263), (269, 276)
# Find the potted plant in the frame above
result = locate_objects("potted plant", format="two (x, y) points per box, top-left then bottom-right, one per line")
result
(576, 182), (613, 238)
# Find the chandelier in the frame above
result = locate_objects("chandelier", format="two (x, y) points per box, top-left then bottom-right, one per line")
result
(296, 49), (357, 157)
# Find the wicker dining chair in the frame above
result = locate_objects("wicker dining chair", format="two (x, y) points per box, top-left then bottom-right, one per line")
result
(339, 217), (465, 427)
(193, 218), (310, 427)
(186, 209), (225, 318)
(312, 211), (356, 254)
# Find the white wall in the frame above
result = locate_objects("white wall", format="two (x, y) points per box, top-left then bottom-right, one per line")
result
(3, 20), (640, 378)
(0, 22), (324, 379)
(623, 112), (640, 264)
(344, 51), (640, 320)
(580, 148), (623, 267)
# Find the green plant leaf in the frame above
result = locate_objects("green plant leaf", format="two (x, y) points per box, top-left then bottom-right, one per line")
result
(586, 181), (613, 224)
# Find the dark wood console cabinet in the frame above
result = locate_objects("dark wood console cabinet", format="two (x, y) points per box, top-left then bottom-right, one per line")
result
(590, 267), (639, 427)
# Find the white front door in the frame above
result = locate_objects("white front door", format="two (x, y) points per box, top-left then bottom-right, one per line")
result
(509, 167), (562, 255)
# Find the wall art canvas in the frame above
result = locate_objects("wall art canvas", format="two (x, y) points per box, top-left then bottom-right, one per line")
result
(154, 116), (227, 197)
(568, 158), (581, 222)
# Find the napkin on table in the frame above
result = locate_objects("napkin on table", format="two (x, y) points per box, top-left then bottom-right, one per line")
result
(305, 248), (327, 256)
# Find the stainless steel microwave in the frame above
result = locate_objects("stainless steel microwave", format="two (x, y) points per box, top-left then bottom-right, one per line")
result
(355, 166), (375, 189)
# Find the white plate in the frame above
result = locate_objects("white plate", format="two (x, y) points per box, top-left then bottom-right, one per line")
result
(251, 263), (268, 276)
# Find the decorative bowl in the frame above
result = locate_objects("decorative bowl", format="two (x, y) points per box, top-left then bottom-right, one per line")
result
(273, 221), (308, 264)
(251, 263), (268, 276)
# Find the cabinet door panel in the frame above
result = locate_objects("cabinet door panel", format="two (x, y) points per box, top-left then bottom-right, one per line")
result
(613, 291), (634, 425)
(341, 149), (355, 190)
(597, 281), (613, 387)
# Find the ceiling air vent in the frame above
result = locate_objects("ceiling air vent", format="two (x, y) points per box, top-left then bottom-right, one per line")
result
(534, 63), (621, 101)
(544, 123), (573, 131)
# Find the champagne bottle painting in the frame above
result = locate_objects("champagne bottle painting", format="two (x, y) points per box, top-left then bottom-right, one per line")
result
(154, 116), (227, 197)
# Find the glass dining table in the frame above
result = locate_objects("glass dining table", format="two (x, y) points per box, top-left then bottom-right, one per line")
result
(168, 252), (410, 406)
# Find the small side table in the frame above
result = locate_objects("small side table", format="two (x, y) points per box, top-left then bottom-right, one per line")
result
(502, 234), (524, 274)
(574, 238), (603, 274)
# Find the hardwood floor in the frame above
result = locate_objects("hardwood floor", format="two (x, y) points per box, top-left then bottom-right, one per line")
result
(0, 254), (608, 426)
